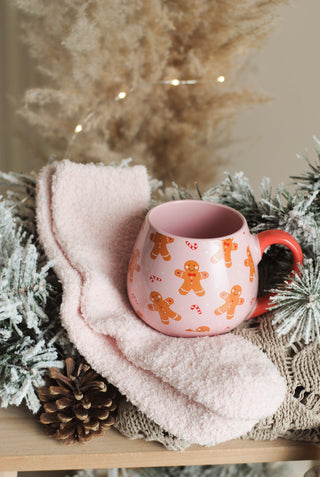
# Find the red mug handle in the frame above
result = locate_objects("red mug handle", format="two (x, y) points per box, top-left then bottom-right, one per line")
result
(249, 229), (304, 319)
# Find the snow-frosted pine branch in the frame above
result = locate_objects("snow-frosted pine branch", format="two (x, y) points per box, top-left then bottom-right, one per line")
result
(0, 184), (66, 413)
(270, 259), (320, 345)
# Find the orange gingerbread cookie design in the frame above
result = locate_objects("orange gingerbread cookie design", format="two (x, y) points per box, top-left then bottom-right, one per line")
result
(148, 291), (181, 325)
(128, 248), (141, 282)
(244, 246), (256, 282)
(185, 326), (210, 333)
(150, 232), (175, 261)
(175, 260), (209, 296)
(222, 238), (238, 268)
(214, 284), (244, 320)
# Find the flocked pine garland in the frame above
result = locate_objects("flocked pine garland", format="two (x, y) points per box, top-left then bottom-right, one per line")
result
(270, 259), (320, 344)
(0, 172), (75, 413)
(2, 140), (320, 411)
(291, 136), (320, 207)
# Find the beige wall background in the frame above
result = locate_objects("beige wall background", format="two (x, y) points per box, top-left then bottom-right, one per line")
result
(1, 0), (319, 189)
(0, 0), (38, 173)
(219, 0), (320, 191)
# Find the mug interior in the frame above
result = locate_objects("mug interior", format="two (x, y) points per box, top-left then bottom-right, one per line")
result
(148, 200), (244, 239)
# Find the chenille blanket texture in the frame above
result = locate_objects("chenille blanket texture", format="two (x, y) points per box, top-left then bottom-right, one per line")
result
(36, 160), (286, 446)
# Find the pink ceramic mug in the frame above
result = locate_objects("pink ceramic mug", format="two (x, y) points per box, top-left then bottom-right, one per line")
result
(127, 200), (303, 337)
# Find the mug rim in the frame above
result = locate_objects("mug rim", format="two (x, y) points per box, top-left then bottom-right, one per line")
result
(148, 199), (246, 240)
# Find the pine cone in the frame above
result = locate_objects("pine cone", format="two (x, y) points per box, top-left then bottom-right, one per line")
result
(38, 357), (119, 444)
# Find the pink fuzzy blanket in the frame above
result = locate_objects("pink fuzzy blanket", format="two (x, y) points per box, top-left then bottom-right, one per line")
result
(36, 160), (286, 446)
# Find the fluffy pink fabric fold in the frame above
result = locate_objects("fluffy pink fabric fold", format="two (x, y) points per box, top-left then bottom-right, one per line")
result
(36, 160), (286, 446)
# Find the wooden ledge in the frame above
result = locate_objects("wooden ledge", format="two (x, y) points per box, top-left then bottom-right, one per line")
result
(1, 407), (320, 472)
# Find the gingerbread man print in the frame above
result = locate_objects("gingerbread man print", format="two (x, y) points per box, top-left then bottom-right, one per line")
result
(185, 326), (210, 333)
(175, 260), (209, 296)
(222, 238), (238, 268)
(148, 291), (181, 325)
(214, 284), (244, 320)
(244, 246), (256, 282)
(128, 248), (141, 282)
(150, 232), (175, 261)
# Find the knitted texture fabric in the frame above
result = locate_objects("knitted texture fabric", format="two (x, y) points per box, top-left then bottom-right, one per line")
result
(115, 313), (320, 449)
(114, 399), (190, 451)
(235, 314), (320, 442)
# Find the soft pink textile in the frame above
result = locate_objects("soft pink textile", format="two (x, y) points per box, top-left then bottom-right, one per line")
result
(36, 160), (286, 446)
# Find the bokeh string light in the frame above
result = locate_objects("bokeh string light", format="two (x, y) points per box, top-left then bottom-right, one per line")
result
(67, 74), (226, 157)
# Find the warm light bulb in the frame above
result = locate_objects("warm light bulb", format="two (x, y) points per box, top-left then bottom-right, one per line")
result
(117, 91), (127, 99)
(216, 75), (225, 83)
(74, 124), (83, 133)
(170, 79), (180, 86)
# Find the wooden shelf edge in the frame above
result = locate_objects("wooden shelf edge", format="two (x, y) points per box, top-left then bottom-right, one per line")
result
(1, 407), (320, 471)
(1, 439), (320, 472)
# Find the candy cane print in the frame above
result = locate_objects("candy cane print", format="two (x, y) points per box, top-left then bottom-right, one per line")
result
(190, 304), (202, 315)
(185, 240), (199, 250)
